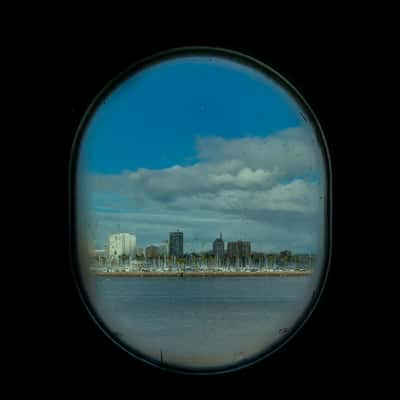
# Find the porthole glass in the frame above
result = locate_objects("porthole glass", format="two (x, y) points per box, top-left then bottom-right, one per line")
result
(71, 47), (331, 374)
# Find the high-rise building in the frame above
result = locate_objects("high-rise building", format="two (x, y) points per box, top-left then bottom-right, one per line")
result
(108, 233), (136, 258)
(227, 241), (251, 258)
(227, 240), (251, 268)
(213, 233), (225, 259)
(169, 230), (184, 258)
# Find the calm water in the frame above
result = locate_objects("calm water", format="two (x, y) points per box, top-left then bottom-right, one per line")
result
(87, 276), (316, 370)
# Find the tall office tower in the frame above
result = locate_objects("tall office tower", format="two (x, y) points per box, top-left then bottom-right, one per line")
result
(213, 233), (225, 260)
(169, 230), (184, 258)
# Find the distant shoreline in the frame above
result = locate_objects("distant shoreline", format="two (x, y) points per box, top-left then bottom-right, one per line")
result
(94, 271), (312, 277)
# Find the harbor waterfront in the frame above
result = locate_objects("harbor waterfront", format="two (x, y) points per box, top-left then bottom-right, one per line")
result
(85, 231), (318, 370)
(95, 270), (312, 277)
(88, 231), (317, 278)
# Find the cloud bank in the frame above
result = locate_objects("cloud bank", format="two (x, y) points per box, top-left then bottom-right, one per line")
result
(79, 126), (327, 253)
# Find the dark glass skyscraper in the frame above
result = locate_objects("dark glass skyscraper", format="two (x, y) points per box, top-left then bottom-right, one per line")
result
(169, 231), (184, 258)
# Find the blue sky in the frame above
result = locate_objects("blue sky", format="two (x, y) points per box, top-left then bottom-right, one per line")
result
(78, 55), (326, 254)
(80, 57), (305, 174)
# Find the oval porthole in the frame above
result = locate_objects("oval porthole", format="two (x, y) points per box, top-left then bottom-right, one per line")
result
(70, 47), (331, 374)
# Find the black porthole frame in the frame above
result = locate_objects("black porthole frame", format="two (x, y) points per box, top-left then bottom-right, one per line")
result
(69, 46), (333, 376)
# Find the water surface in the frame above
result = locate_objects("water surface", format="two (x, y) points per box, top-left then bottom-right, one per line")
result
(88, 276), (315, 370)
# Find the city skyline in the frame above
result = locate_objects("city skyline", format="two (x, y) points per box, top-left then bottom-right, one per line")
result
(95, 229), (314, 259)
(78, 56), (327, 255)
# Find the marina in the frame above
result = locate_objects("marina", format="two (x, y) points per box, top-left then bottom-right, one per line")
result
(95, 270), (312, 277)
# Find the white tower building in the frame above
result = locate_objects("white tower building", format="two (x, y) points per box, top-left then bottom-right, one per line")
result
(108, 233), (136, 258)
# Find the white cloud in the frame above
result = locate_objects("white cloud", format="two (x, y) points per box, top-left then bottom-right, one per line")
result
(196, 126), (323, 179)
(79, 126), (327, 253)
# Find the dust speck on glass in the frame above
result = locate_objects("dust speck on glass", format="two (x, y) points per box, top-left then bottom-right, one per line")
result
(71, 48), (331, 374)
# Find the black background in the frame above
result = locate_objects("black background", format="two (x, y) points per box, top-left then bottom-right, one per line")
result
(67, 32), (364, 392)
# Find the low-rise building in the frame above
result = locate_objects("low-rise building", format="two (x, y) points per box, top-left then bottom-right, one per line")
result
(159, 240), (169, 256)
(135, 247), (144, 257)
(145, 245), (160, 258)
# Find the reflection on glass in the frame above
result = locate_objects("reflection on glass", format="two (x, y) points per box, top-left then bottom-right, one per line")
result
(73, 50), (329, 373)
